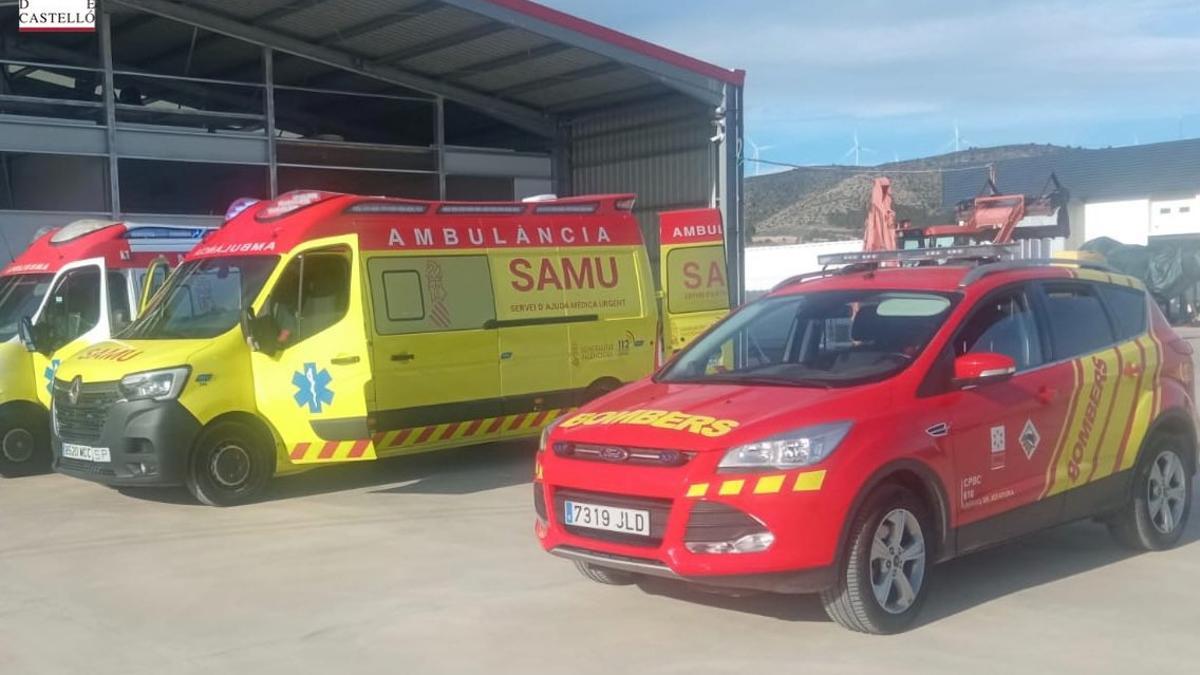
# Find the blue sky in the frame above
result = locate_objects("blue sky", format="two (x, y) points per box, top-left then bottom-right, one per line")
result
(542, 0), (1200, 169)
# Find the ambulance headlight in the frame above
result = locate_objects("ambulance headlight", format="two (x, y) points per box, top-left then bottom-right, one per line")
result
(119, 367), (191, 402)
(718, 421), (852, 470)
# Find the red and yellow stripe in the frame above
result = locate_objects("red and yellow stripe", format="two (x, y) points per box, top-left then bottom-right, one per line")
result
(286, 409), (567, 464)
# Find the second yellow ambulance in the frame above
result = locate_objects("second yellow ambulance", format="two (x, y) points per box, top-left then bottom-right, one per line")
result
(49, 191), (725, 505)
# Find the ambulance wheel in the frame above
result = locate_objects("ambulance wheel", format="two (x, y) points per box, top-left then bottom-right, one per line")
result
(186, 420), (273, 507)
(0, 407), (50, 477)
(574, 561), (638, 586)
(820, 485), (932, 634)
(1108, 433), (1192, 551)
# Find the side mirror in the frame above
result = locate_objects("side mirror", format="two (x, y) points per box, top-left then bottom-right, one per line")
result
(953, 352), (1016, 388)
(240, 307), (281, 354)
(17, 317), (38, 353)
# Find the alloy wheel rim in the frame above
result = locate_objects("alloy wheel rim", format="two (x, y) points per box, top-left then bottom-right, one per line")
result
(1147, 450), (1187, 535)
(870, 508), (926, 615)
(210, 443), (252, 489)
(2, 428), (34, 463)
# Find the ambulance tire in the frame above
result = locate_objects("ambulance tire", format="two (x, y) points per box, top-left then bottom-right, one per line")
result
(1108, 433), (1192, 551)
(573, 560), (638, 586)
(186, 420), (274, 507)
(820, 484), (933, 634)
(0, 406), (51, 477)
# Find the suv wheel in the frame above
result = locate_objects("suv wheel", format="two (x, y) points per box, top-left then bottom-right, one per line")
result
(1109, 434), (1192, 550)
(186, 420), (274, 507)
(0, 408), (50, 477)
(574, 560), (638, 586)
(821, 485), (933, 634)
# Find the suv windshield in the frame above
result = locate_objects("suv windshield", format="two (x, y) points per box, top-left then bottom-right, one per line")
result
(660, 290), (956, 388)
(0, 274), (53, 341)
(122, 257), (278, 340)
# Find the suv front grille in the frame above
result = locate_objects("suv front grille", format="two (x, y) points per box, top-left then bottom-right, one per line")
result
(553, 488), (671, 547)
(53, 379), (120, 444)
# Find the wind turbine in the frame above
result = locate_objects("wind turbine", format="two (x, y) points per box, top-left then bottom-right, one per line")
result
(748, 138), (775, 176)
(942, 119), (973, 153)
(843, 131), (873, 166)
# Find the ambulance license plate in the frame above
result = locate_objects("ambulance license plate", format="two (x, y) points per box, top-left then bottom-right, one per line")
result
(563, 500), (650, 536)
(62, 443), (111, 463)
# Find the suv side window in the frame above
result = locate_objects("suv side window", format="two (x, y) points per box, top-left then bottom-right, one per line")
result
(41, 266), (102, 349)
(1040, 282), (1116, 358)
(1099, 284), (1148, 340)
(264, 249), (351, 347)
(953, 288), (1043, 371)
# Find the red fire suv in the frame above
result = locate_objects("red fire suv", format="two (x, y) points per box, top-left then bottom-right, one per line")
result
(534, 246), (1196, 634)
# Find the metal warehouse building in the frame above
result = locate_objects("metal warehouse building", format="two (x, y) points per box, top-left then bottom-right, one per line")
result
(0, 0), (745, 293)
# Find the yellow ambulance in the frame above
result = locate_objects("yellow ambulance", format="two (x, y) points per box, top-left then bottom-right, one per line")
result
(0, 220), (210, 476)
(49, 191), (728, 505)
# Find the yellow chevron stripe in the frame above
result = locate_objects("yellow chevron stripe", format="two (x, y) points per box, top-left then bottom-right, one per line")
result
(753, 474), (786, 494)
(793, 470), (826, 492)
(718, 479), (745, 496)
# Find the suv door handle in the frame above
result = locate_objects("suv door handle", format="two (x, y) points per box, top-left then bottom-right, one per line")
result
(331, 355), (360, 366)
(391, 352), (415, 362)
(1037, 385), (1059, 404)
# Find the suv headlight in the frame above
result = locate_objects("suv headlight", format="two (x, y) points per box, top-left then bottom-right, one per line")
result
(119, 367), (191, 402)
(539, 415), (565, 453)
(718, 421), (852, 470)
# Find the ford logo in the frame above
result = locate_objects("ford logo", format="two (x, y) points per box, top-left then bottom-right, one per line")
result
(599, 446), (629, 462)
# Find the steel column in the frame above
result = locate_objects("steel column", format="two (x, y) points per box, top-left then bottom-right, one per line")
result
(435, 96), (446, 199)
(99, 7), (120, 217)
(719, 84), (745, 306)
(264, 47), (278, 198)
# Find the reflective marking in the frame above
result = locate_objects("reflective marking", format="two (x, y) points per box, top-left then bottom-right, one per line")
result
(718, 479), (745, 496)
(753, 474), (786, 494)
(793, 470), (827, 492)
(686, 483), (709, 498)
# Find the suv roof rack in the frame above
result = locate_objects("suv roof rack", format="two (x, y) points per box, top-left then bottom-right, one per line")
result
(957, 258), (1117, 288)
(772, 244), (1020, 292)
(816, 243), (1018, 267)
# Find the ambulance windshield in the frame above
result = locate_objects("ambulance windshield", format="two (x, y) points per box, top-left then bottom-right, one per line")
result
(122, 256), (278, 340)
(0, 274), (53, 341)
(660, 290), (955, 388)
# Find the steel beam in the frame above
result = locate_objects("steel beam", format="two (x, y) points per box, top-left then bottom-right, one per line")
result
(111, 0), (556, 138)
(316, 0), (441, 46)
(264, 46), (278, 198)
(495, 62), (622, 98)
(375, 23), (507, 65)
(438, 0), (725, 106)
(719, 83), (744, 305)
(99, 8), (121, 217)
(439, 43), (569, 79)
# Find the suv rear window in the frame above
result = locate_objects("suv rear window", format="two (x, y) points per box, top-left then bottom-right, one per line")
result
(1041, 283), (1115, 358)
(1099, 284), (1148, 340)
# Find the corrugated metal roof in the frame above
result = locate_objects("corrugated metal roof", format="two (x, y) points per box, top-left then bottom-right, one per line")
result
(943, 139), (1200, 206)
(114, 0), (741, 117)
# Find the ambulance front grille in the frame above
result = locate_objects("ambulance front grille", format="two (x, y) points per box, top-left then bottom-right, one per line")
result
(53, 380), (120, 444)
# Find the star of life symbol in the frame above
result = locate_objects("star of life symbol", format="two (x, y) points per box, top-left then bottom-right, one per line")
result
(292, 363), (334, 413)
(1020, 419), (1040, 459)
(43, 358), (61, 395)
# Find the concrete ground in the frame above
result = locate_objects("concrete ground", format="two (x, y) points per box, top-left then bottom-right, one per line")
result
(4, 333), (1200, 674)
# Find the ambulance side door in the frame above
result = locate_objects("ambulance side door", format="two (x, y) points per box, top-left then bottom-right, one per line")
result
(31, 258), (111, 406)
(250, 237), (375, 464)
(948, 284), (1071, 551)
(366, 254), (503, 452)
(658, 209), (729, 356)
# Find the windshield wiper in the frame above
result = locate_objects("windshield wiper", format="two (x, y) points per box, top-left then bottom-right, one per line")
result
(673, 375), (833, 389)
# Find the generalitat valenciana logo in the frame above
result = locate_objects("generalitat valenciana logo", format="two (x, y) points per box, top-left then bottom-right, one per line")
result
(19, 0), (96, 33)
